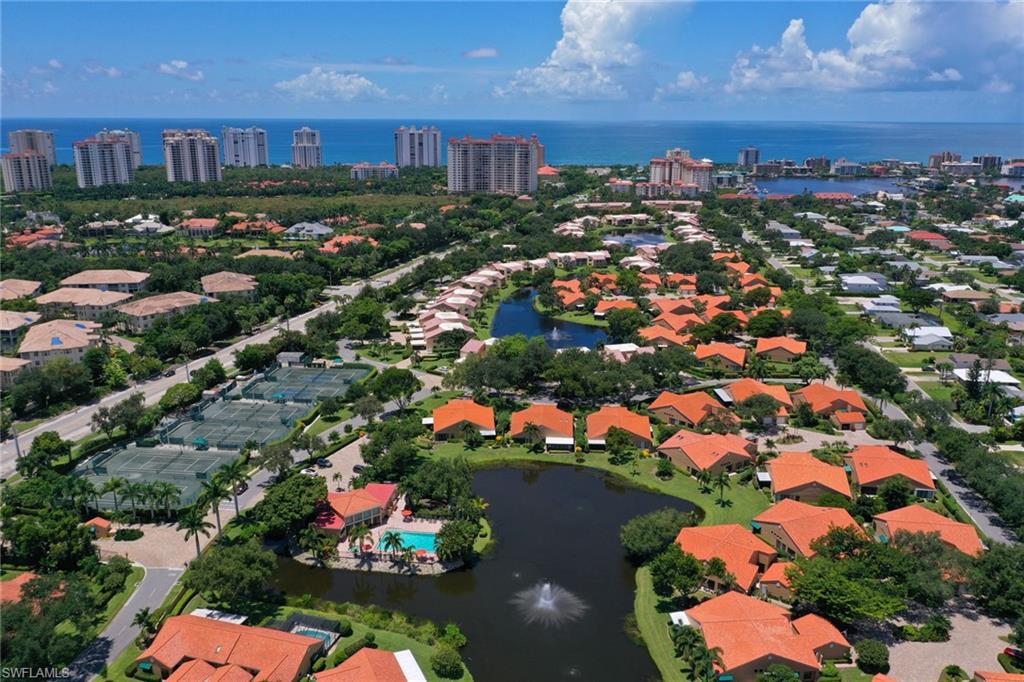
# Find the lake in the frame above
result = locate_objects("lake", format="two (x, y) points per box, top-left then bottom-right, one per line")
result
(602, 231), (671, 248)
(271, 465), (696, 682)
(491, 290), (607, 350)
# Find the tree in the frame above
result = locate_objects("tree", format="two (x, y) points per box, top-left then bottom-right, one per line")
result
(3, 511), (96, 570)
(251, 473), (326, 539)
(338, 296), (389, 340)
(970, 543), (1024, 618)
(91, 406), (118, 441)
(200, 477), (231, 533)
(218, 460), (248, 515)
(793, 354), (830, 384)
(233, 343), (276, 372)
(259, 441), (295, 480)
(380, 529), (405, 558)
(649, 544), (704, 598)
(159, 382), (201, 413)
(606, 426), (636, 465)
(177, 508), (214, 558)
(353, 394), (383, 423)
(102, 354), (128, 388)
(372, 368), (421, 411)
(606, 307), (646, 343)
(18, 431), (72, 476)
(870, 418), (919, 449)
(878, 476), (914, 511)
(110, 392), (147, 437)
(671, 625), (704, 664)
(712, 470), (731, 504)
(735, 394), (780, 430)
(152, 481), (182, 518)
(746, 310), (787, 338)
(854, 639), (889, 674)
(182, 539), (276, 607)
(191, 359), (227, 390)
(132, 607), (157, 642)
(435, 519), (479, 563)
(431, 646), (465, 679)
(103, 477), (127, 513)
(298, 526), (340, 567)
(620, 507), (696, 563)
(744, 354), (769, 380)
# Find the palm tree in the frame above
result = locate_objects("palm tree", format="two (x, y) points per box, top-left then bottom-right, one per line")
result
(218, 460), (248, 516)
(132, 607), (156, 641)
(400, 547), (416, 568)
(123, 481), (145, 520)
(712, 470), (731, 504)
(177, 508), (214, 559)
(380, 530), (404, 559)
(690, 644), (725, 682)
(745, 355), (769, 380)
(143, 482), (160, 521)
(696, 468), (712, 493)
(347, 523), (374, 555)
(73, 478), (99, 516)
(522, 421), (542, 449)
(671, 625), (703, 666)
(152, 482), (181, 519)
(103, 477), (127, 513)
(332, 472), (345, 492)
(200, 478), (231, 533)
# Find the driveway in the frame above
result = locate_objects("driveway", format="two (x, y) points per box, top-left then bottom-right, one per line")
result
(67, 567), (183, 682)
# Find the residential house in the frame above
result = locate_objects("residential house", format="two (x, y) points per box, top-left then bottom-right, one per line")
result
(757, 561), (794, 601)
(839, 273), (889, 294)
(677, 592), (850, 682)
(60, 269), (150, 293)
(638, 325), (690, 348)
(284, 221), (333, 240)
(766, 220), (801, 240)
(765, 451), (853, 502)
(791, 384), (867, 421)
(0, 356), (30, 389)
(593, 299), (637, 318)
(903, 326), (954, 351)
(755, 337), (807, 362)
(753, 499), (861, 557)
(649, 390), (734, 429)
(873, 504), (983, 557)
(116, 292), (217, 333)
(721, 378), (793, 425)
(508, 403), (575, 450)
(235, 248), (296, 260)
(658, 431), (755, 475)
(0, 310), (40, 351)
(315, 648), (428, 682)
(33, 288), (131, 321)
(428, 399), (496, 440)
(675, 524), (777, 593)
(586, 405), (652, 449)
(602, 343), (655, 363)
(906, 230), (952, 251)
(312, 483), (400, 536)
(177, 217), (219, 237)
(201, 271), (258, 300)
(321, 235), (379, 253)
(695, 343), (747, 372)
(846, 445), (935, 498)
(135, 615), (322, 681)
(0, 278), (42, 300)
(18, 319), (100, 367)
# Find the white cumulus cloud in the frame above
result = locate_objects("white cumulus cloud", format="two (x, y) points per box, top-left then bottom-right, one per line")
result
(158, 60), (204, 81)
(654, 70), (710, 100)
(84, 61), (122, 78)
(727, 1), (1024, 94)
(983, 75), (1014, 94)
(463, 47), (499, 59)
(497, 0), (665, 99)
(274, 67), (387, 101)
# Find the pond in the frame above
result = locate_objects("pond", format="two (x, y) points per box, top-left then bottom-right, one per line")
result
(272, 465), (697, 682)
(491, 289), (608, 350)
(602, 231), (670, 248)
(755, 176), (907, 196)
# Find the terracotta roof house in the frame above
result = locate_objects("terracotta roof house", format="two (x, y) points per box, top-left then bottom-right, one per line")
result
(0, 309), (41, 351)
(695, 343), (747, 372)
(509, 403), (575, 449)
(84, 516), (113, 538)
(874, 505), (984, 557)
(313, 483), (400, 535)
(753, 499), (862, 557)
(755, 337), (808, 362)
(649, 391), (734, 428)
(846, 445), (935, 497)
(0, 278), (42, 300)
(315, 648), (428, 682)
(757, 560), (794, 601)
(201, 271), (258, 298)
(832, 410), (867, 431)
(680, 592), (850, 682)
(593, 299), (638, 318)
(320, 234), (379, 253)
(135, 615), (322, 681)
(792, 384), (868, 417)
(724, 378), (793, 426)
(229, 220), (286, 235)
(116, 292), (217, 333)
(653, 311), (705, 333)
(60, 269), (150, 293)
(675, 524), (777, 593)
(638, 325), (690, 348)
(178, 217), (220, 237)
(18, 319), (100, 367)
(586, 405), (652, 449)
(429, 399), (496, 440)
(766, 451), (853, 502)
(659, 431), (755, 475)
(33, 287), (132, 321)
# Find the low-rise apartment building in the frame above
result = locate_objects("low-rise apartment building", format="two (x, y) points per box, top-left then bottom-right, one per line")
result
(60, 269), (150, 293)
(116, 291), (217, 333)
(34, 287), (132, 320)
(18, 319), (101, 366)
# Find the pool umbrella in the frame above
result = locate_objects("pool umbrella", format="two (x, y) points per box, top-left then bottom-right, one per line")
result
(416, 549), (428, 560)
(401, 509), (413, 518)
(363, 543), (373, 550)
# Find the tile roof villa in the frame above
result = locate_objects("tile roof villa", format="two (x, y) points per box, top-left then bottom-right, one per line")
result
(18, 319), (100, 365)
(765, 451), (853, 502)
(658, 431), (755, 475)
(60, 268), (150, 292)
(753, 499), (862, 557)
(694, 342), (747, 371)
(792, 383), (868, 416)
(846, 445), (935, 497)
(649, 390), (735, 428)
(429, 399), (496, 439)
(508, 403), (575, 448)
(313, 483), (400, 535)
(874, 504), (984, 557)
(675, 524), (777, 593)
(314, 648), (428, 682)
(0, 278), (42, 300)
(201, 271), (258, 297)
(586, 405), (652, 448)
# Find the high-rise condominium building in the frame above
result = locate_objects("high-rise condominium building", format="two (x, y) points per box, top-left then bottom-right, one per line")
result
(394, 126), (441, 168)
(649, 148), (713, 192)
(529, 134), (546, 168)
(737, 146), (760, 168)
(351, 161), (399, 180)
(1, 152), (53, 192)
(222, 127), (269, 167)
(447, 134), (539, 194)
(96, 129), (143, 168)
(162, 129), (222, 183)
(9, 129), (57, 166)
(73, 136), (135, 188)
(291, 127), (323, 168)
(972, 155), (1002, 171)
(804, 156), (831, 171)
(928, 151), (961, 168)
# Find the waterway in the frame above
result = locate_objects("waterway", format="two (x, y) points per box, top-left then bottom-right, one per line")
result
(602, 231), (671, 248)
(491, 290), (607, 350)
(271, 465), (697, 682)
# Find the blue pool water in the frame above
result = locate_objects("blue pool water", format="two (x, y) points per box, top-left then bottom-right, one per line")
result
(378, 530), (438, 553)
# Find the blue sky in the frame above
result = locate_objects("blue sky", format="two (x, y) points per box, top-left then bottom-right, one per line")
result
(2, 1), (1022, 121)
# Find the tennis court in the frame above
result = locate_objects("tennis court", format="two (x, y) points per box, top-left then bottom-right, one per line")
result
(163, 400), (308, 450)
(239, 365), (371, 404)
(75, 445), (239, 509)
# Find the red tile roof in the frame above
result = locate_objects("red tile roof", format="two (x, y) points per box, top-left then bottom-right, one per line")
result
(793, 384), (867, 414)
(315, 648), (410, 682)
(727, 378), (793, 407)
(767, 451), (852, 499)
(755, 337), (807, 356)
(586, 405), (652, 442)
(649, 390), (732, 427)
(848, 445), (935, 490)
(874, 504), (984, 556)
(675, 524), (776, 592)
(509, 403), (574, 439)
(754, 499), (862, 556)
(658, 431), (753, 471)
(433, 399), (495, 433)
(695, 343), (747, 368)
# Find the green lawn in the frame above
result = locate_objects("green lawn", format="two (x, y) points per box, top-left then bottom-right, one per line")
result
(306, 409), (354, 437)
(412, 390), (463, 414)
(917, 380), (955, 404)
(880, 350), (950, 368)
(359, 344), (410, 365)
(533, 298), (609, 328)
(634, 566), (686, 682)
(838, 668), (874, 682)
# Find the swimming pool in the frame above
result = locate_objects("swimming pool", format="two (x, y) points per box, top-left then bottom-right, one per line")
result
(378, 529), (437, 553)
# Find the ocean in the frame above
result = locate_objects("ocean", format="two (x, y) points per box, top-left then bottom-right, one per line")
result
(2, 118), (1021, 167)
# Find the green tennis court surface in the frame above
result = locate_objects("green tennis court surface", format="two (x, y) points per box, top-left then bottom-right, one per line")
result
(239, 365), (371, 404)
(163, 400), (307, 450)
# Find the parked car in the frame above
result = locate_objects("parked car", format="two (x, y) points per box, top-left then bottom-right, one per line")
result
(1005, 648), (1024, 664)
(352, 464), (366, 474)
(300, 468), (318, 477)
(233, 482), (248, 494)
(163, 369), (176, 377)
(316, 458), (332, 468)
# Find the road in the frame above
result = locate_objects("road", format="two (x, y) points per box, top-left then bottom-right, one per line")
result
(0, 250), (452, 477)
(67, 567), (183, 682)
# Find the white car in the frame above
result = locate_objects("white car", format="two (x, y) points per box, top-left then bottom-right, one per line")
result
(300, 468), (319, 477)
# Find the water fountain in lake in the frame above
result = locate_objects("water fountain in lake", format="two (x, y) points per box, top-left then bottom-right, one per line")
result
(511, 581), (588, 627)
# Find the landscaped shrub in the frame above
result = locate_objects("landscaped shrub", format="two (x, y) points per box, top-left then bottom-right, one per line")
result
(336, 618), (353, 637)
(115, 528), (144, 542)
(440, 623), (467, 649)
(342, 634), (376, 658)
(855, 639), (890, 674)
(819, 662), (840, 681)
(311, 658), (327, 673)
(942, 664), (968, 681)
(431, 646), (465, 679)
(902, 615), (952, 642)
